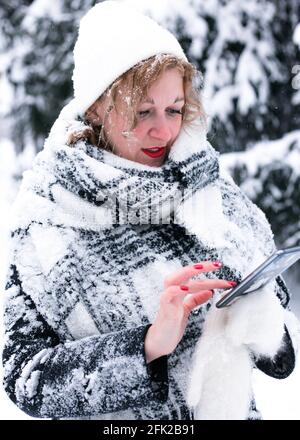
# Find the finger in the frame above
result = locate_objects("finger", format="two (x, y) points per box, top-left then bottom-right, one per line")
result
(161, 285), (191, 305)
(183, 290), (213, 314)
(164, 261), (223, 288)
(186, 279), (236, 293)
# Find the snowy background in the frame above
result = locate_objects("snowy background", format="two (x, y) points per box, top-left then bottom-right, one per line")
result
(0, 0), (300, 419)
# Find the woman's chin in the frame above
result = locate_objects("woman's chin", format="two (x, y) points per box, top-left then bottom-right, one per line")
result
(140, 158), (165, 167)
(136, 151), (168, 167)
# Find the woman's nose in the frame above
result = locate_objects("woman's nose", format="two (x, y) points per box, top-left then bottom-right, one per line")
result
(149, 116), (172, 143)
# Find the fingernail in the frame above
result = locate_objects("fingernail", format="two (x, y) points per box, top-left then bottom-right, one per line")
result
(213, 261), (223, 268)
(193, 264), (204, 269)
(180, 285), (189, 291)
(229, 281), (237, 286)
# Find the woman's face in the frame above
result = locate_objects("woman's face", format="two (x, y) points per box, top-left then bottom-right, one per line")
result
(97, 68), (185, 167)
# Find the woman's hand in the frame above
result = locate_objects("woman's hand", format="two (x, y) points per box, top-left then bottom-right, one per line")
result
(144, 261), (237, 363)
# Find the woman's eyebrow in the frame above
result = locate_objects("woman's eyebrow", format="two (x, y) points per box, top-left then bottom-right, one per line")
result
(143, 97), (185, 104)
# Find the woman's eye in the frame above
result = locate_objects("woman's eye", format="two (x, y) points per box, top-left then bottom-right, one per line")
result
(137, 110), (150, 118)
(168, 109), (183, 115)
(137, 108), (183, 119)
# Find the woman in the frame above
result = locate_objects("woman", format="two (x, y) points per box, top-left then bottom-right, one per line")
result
(3, 1), (298, 420)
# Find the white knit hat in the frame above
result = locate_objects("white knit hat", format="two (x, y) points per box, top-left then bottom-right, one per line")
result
(72, 1), (187, 115)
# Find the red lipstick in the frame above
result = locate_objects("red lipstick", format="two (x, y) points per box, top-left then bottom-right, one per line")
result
(141, 147), (165, 158)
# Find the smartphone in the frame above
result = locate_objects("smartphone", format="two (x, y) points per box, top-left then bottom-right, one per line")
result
(216, 246), (300, 308)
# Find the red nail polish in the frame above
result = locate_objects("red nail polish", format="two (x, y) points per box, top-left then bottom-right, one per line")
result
(229, 281), (237, 286)
(180, 285), (189, 291)
(194, 264), (204, 269)
(213, 262), (223, 268)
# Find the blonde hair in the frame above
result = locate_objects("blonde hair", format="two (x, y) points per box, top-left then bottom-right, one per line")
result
(68, 54), (206, 147)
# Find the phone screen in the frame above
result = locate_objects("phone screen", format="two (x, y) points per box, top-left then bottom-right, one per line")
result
(216, 246), (300, 308)
(243, 252), (300, 293)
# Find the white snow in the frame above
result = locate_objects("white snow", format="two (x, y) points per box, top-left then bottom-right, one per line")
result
(293, 23), (300, 47)
(236, 49), (267, 114)
(220, 130), (300, 176)
(23, 0), (63, 29)
(65, 302), (100, 340)
(0, 54), (14, 117)
(30, 225), (72, 275)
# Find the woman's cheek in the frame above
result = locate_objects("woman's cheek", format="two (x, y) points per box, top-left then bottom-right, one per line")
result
(132, 123), (149, 142)
(172, 118), (183, 139)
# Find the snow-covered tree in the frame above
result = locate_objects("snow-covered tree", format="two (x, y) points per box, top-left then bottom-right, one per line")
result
(220, 130), (300, 248)
(129, 0), (300, 152)
(0, 0), (97, 153)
